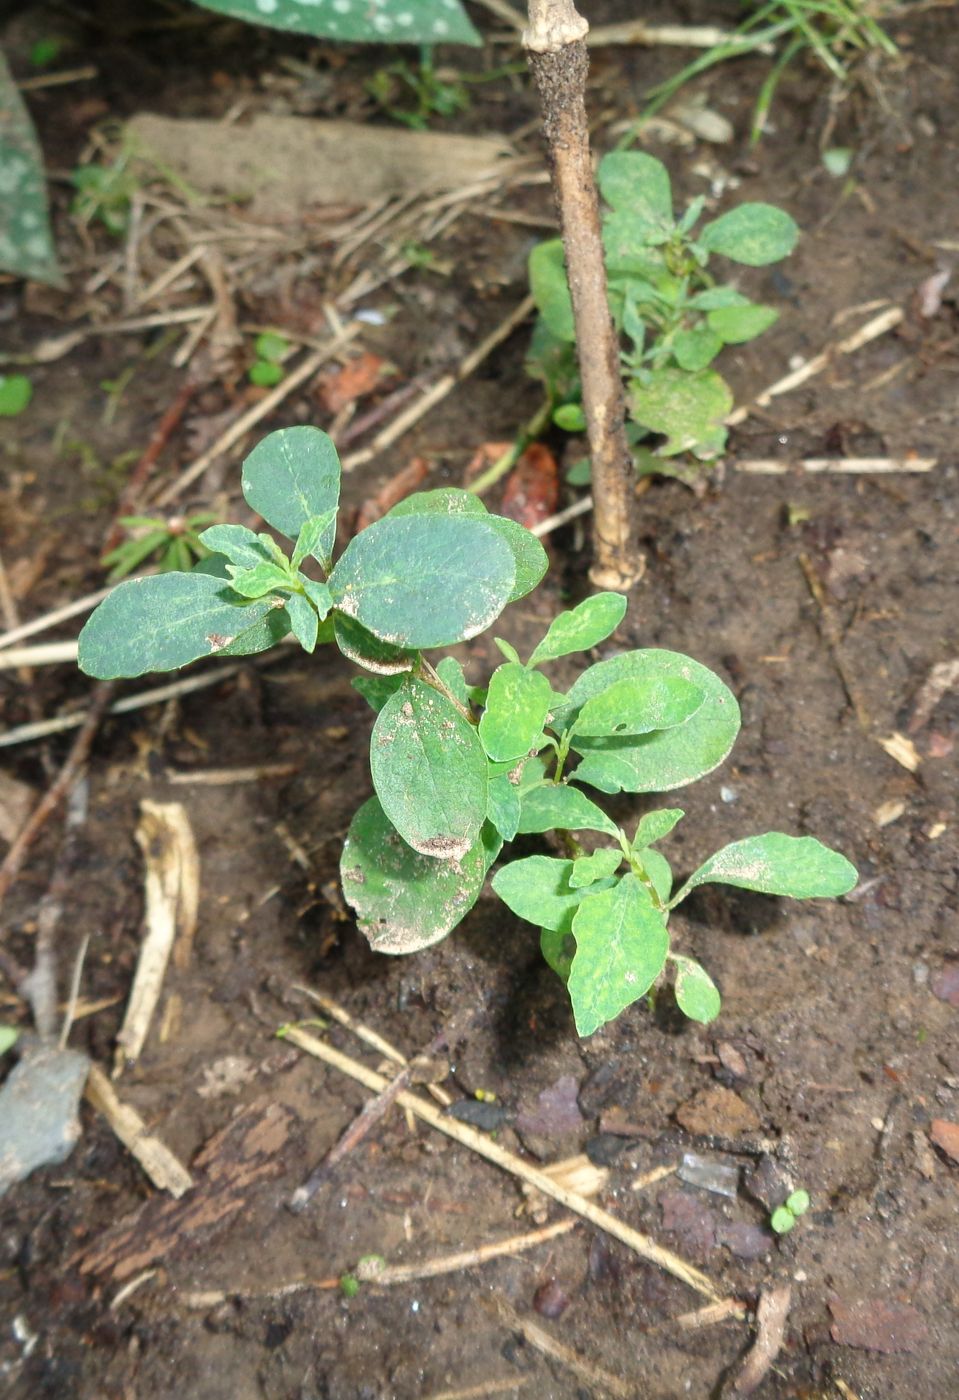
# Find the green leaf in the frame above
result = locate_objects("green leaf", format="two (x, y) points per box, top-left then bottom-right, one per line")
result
(333, 613), (415, 675)
(672, 326), (723, 372)
(567, 875), (669, 1036)
(529, 239), (575, 342)
(525, 317), (579, 404)
(254, 331), (288, 361)
(492, 855), (615, 934)
(0, 1025), (19, 1056)
(672, 955), (721, 1023)
(487, 772), (521, 842)
(671, 833), (858, 905)
(0, 52), (63, 286)
(481, 516), (549, 604)
(707, 304), (779, 344)
(387, 488), (488, 519)
(292, 511), (338, 571)
(553, 403), (586, 432)
(0, 374), (33, 417)
(785, 1189), (810, 1216)
(199, 524), (275, 571)
(370, 677), (487, 860)
(78, 573), (287, 678)
(353, 673), (405, 713)
(300, 577), (332, 619)
(329, 515), (516, 649)
(565, 650), (741, 794)
(540, 927), (575, 983)
(598, 151), (673, 226)
(516, 784), (619, 838)
(341, 798), (488, 956)
(572, 675), (705, 738)
(603, 212), (672, 270)
(699, 203), (799, 266)
(493, 637), (522, 665)
(250, 360), (284, 388)
(286, 592), (319, 652)
(228, 562), (292, 598)
(630, 367), (733, 460)
(633, 809), (684, 849)
(687, 287), (749, 311)
(569, 847), (623, 889)
(640, 847), (673, 905)
(193, 0), (481, 46)
(529, 593), (627, 667)
(479, 663), (553, 763)
(770, 1206), (797, 1235)
(241, 426), (340, 561)
(435, 656), (469, 706)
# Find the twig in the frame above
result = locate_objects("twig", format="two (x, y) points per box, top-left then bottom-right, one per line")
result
(164, 763), (298, 785)
(0, 649), (291, 750)
(341, 296), (535, 473)
(103, 378), (197, 552)
(726, 306), (904, 426)
(486, 1294), (634, 1399)
(283, 1025), (732, 1303)
(735, 456), (935, 474)
(85, 1063), (194, 1197)
(373, 1220), (577, 1285)
(16, 65), (98, 91)
(59, 933), (91, 1051)
(21, 778), (89, 1042)
(425, 1382), (528, 1400)
(587, 21), (767, 49)
(0, 682), (114, 912)
(531, 495), (593, 538)
(153, 324), (361, 506)
(0, 641), (80, 669)
(525, 0), (640, 590)
(797, 553), (870, 730)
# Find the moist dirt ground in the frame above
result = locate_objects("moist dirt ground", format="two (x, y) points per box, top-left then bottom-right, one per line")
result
(1, 2), (957, 1397)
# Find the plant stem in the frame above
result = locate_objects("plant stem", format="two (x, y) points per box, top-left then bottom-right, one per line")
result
(524, 0), (643, 591)
(466, 397), (552, 497)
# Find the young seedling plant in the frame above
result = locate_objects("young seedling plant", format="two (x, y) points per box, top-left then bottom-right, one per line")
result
(528, 151), (799, 472)
(78, 426), (857, 1037)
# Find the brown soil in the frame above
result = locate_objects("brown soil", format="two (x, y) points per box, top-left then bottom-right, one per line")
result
(1, 3), (957, 1398)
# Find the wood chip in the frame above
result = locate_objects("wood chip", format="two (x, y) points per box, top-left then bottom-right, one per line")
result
(85, 1063), (193, 1197)
(873, 799), (907, 828)
(877, 732), (921, 773)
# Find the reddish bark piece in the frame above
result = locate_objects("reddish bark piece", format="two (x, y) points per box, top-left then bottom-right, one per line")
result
(828, 1297), (927, 1353)
(660, 1189), (717, 1264)
(353, 456), (431, 533)
(931, 965), (959, 1008)
(516, 1073), (584, 1138)
(675, 1085), (760, 1137)
(929, 1118), (959, 1163)
(316, 351), (385, 413)
(499, 443), (560, 531)
(75, 1100), (296, 1281)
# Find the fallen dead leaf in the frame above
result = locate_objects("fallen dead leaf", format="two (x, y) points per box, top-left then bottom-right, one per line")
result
(928, 1118), (959, 1163)
(828, 1296), (927, 1354)
(500, 443), (560, 531)
(316, 351), (385, 414)
(676, 1085), (760, 1137)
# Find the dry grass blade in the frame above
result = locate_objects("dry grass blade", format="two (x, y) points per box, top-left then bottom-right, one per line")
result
(486, 1294), (635, 1399)
(85, 1064), (193, 1197)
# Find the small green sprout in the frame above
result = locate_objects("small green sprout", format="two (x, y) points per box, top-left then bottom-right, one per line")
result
(339, 1274), (360, 1298)
(249, 332), (289, 388)
(770, 1189), (811, 1234)
(78, 426), (858, 1040)
(101, 512), (217, 582)
(29, 37), (64, 68)
(71, 155), (139, 235)
(0, 374), (33, 417)
(0, 1026), (20, 1056)
(366, 50), (469, 130)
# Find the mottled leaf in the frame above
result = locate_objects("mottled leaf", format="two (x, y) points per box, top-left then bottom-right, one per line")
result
(193, 0), (481, 46)
(333, 613), (415, 674)
(630, 367), (733, 460)
(492, 855), (616, 934)
(569, 847), (623, 889)
(529, 239), (575, 342)
(707, 303), (779, 344)
(672, 955), (721, 1023)
(632, 808), (684, 850)
(479, 662), (553, 762)
(699, 203), (799, 266)
(573, 674), (704, 737)
(517, 784), (619, 838)
(529, 593), (627, 667)
(671, 832), (858, 905)
(0, 52), (63, 286)
(370, 677), (487, 859)
(241, 426), (340, 560)
(567, 875), (669, 1036)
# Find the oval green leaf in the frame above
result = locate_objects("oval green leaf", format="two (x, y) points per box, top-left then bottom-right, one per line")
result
(371, 677), (487, 860)
(672, 955), (721, 1023)
(597, 151), (673, 224)
(573, 675), (704, 737)
(632, 808), (684, 850)
(568, 875), (669, 1037)
(78, 573), (287, 678)
(540, 927), (575, 983)
(241, 426), (340, 560)
(566, 649), (741, 794)
(707, 303), (779, 344)
(333, 613), (415, 674)
(193, 0), (481, 46)
(699, 203), (799, 267)
(329, 514), (516, 649)
(492, 855), (615, 934)
(529, 592), (628, 667)
(529, 239), (575, 342)
(630, 367), (733, 460)
(670, 833), (858, 906)
(199, 524), (274, 571)
(341, 798), (488, 956)
(569, 847), (623, 889)
(516, 783), (619, 838)
(487, 772), (521, 842)
(479, 663), (553, 762)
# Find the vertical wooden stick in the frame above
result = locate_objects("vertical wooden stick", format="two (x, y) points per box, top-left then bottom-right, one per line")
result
(524, 0), (643, 590)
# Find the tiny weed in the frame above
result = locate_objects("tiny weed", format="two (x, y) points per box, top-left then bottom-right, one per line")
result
(0, 374), (33, 417)
(71, 153), (140, 236)
(249, 331), (290, 389)
(366, 49), (469, 130)
(101, 512), (217, 582)
(770, 1188), (811, 1234)
(79, 427), (857, 1039)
